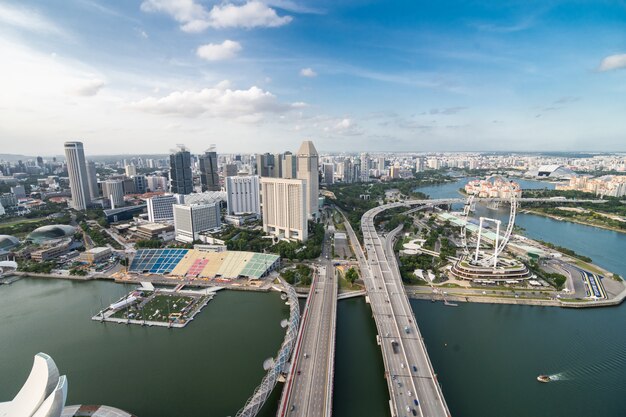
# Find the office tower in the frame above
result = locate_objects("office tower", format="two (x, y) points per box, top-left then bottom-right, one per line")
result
(256, 153), (275, 177)
(169, 146), (193, 194)
(199, 150), (220, 192)
(390, 166), (400, 179)
(122, 178), (135, 195)
(415, 157), (425, 173)
(342, 159), (353, 183)
(261, 177), (308, 241)
(282, 152), (297, 179)
(64, 141), (91, 210)
(272, 153), (283, 178)
(173, 202), (221, 243)
(125, 165), (137, 177)
(377, 157), (386, 171)
(147, 194), (184, 222)
(133, 175), (148, 194)
(102, 179), (124, 208)
(323, 163), (334, 185)
(11, 185), (26, 199)
(360, 153), (370, 182)
(36, 156), (44, 168)
(224, 163), (238, 177)
(86, 161), (99, 200)
(296, 140), (319, 220)
(226, 175), (261, 216)
(146, 175), (167, 192)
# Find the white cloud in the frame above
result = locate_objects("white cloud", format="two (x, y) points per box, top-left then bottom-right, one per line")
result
(68, 79), (106, 96)
(0, 3), (68, 37)
(128, 82), (295, 118)
(140, 0), (291, 32)
(598, 54), (626, 72)
(197, 40), (242, 61)
(300, 67), (317, 77)
(335, 118), (352, 130)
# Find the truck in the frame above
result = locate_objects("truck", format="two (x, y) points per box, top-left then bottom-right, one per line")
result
(391, 340), (399, 354)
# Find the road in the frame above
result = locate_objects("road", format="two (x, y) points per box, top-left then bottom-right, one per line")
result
(341, 204), (450, 417)
(279, 226), (337, 417)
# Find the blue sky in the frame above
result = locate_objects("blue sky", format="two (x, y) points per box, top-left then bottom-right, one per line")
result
(0, 0), (625, 155)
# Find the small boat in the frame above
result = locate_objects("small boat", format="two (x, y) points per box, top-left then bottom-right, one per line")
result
(537, 375), (551, 383)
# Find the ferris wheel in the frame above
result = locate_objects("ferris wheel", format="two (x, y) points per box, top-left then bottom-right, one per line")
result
(459, 176), (518, 268)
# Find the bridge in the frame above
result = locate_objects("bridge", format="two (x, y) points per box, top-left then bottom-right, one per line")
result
(277, 229), (338, 417)
(340, 204), (451, 417)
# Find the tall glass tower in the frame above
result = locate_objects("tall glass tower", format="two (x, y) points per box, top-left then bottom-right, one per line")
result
(169, 146), (193, 194)
(199, 150), (220, 191)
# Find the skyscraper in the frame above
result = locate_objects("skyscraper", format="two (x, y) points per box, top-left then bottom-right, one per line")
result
(256, 153), (275, 177)
(226, 175), (261, 216)
(282, 151), (297, 179)
(199, 150), (220, 191)
(342, 158), (353, 183)
(64, 141), (91, 210)
(360, 152), (370, 182)
(86, 161), (99, 200)
(296, 140), (319, 220)
(169, 146), (193, 194)
(102, 179), (125, 208)
(261, 177), (308, 241)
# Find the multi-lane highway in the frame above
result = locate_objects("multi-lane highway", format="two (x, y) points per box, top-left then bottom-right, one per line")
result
(278, 229), (337, 417)
(341, 203), (450, 417)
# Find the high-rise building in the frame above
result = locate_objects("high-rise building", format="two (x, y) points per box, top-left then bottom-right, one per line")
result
(86, 161), (99, 200)
(256, 153), (275, 177)
(323, 163), (334, 185)
(415, 157), (425, 173)
(199, 150), (220, 191)
(173, 202), (221, 243)
(169, 147), (193, 194)
(147, 194), (184, 222)
(261, 177), (308, 241)
(133, 175), (148, 194)
(377, 157), (386, 171)
(296, 140), (319, 220)
(10, 185), (26, 199)
(64, 141), (91, 210)
(282, 151), (297, 179)
(360, 153), (370, 182)
(125, 165), (137, 177)
(226, 175), (261, 216)
(102, 179), (124, 208)
(224, 163), (238, 177)
(342, 159), (353, 183)
(146, 175), (167, 192)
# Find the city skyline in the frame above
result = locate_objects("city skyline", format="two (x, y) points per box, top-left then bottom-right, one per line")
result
(1, 0), (626, 155)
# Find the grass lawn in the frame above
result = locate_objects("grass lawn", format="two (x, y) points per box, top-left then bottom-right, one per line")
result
(0, 217), (47, 227)
(573, 259), (605, 275)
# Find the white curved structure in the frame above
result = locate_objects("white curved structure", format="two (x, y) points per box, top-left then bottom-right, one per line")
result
(0, 353), (67, 417)
(460, 176), (518, 269)
(0, 260), (18, 276)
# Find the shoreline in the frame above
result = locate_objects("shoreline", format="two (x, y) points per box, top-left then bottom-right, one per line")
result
(521, 208), (626, 234)
(408, 287), (626, 309)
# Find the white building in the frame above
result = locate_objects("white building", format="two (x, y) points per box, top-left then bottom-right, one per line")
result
(225, 175), (261, 216)
(173, 203), (221, 243)
(146, 194), (183, 223)
(64, 141), (91, 210)
(296, 140), (320, 220)
(360, 152), (370, 182)
(102, 179), (124, 208)
(261, 177), (308, 241)
(146, 175), (168, 192)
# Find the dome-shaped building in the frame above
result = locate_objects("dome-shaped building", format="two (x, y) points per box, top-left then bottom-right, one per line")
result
(27, 225), (76, 243)
(0, 235), (20, 251)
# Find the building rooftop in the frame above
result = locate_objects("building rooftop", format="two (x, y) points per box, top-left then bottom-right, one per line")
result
(297, 140), (318, 157)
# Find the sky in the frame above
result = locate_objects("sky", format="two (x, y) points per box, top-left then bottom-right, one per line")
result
(0, 0), (625, 156)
